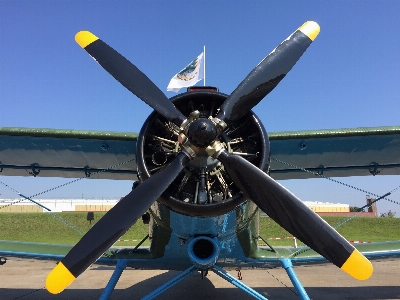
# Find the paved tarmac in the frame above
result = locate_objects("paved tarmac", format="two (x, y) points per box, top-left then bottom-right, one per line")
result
(1, 257), (400, 300)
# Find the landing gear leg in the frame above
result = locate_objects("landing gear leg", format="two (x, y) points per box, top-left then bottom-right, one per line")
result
(280, 259), (310, 300)
(211, 265), (268, 300)
(99, 259), (127, 300)
(100, 260), (308, 300)
(142, 265), (198, 300)
(140, 264), (268, 300)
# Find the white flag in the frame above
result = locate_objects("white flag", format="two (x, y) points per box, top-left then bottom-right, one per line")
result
(167, 52), (204, 93)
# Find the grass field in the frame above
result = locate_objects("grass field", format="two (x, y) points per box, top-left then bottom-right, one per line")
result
(0, 212), (148, 246)
(259, 216), (400, 247)
(0, 212), (399, 247)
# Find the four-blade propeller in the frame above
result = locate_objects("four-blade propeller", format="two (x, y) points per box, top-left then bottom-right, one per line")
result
(46, 21), (373, 294)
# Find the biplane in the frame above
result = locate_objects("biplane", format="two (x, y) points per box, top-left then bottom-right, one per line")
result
(1, 21), (400, 300)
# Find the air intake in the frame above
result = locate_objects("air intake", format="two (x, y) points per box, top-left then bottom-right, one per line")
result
(188, 236), (220, 269)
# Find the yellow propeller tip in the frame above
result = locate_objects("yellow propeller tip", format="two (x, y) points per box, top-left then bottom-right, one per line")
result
(298, 21), (320, 41)
(75, 31), (99, 48)
(46, 262), (76, 294)
(340, 249), (373, 280)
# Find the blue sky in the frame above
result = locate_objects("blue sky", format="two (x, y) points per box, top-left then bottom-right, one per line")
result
(1, 1), (400, 217)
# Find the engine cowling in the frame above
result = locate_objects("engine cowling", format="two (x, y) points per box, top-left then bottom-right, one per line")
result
(137, 89), (270, 217)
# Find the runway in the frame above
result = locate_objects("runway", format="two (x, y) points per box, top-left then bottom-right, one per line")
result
(1, 257), (400, 299)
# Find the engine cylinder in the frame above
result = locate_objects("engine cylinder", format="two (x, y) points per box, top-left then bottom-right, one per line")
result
(136, 90), (270, 217)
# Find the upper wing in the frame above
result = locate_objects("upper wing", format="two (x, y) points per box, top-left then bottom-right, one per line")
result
(2, 125), (400, 180)
(0, 127), (138, 180)
(269, 126), (400, 180)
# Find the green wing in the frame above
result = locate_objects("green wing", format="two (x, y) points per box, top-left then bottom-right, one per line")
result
(0, 127), (138, 179)
(1, 125), (400, 180)
(270, 126), (400, 179)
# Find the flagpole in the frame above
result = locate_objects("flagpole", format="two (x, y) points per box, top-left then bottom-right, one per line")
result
(204, 45), (206, 86)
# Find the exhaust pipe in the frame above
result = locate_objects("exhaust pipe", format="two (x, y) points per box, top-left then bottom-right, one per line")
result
(188, 236), (220, 269)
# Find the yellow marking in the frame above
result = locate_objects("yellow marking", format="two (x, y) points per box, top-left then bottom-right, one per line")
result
(298, 21), (320, 41)
(340, 249), (373, 280)
(46, 262), (76, 294)
(75, 31), (99, 48)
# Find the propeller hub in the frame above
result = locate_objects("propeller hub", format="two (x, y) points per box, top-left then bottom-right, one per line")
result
(187, 118), (217, 148)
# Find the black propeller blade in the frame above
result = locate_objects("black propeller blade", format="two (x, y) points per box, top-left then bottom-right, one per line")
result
(217, 150), (373, 280)
(46, 152), (190, 294)
(216, 21), (320, 123)
(75, 31), (186, 127)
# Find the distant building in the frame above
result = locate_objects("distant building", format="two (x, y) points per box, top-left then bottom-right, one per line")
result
(0, 198), (120, 213)
(366, 195), (378, 217)
(302, 201), (349, 213)
(1, 196), (378, 217)
(303, 197), (377, 218)
(260, 198), (377, 217)
(259, 201), (351, 217)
